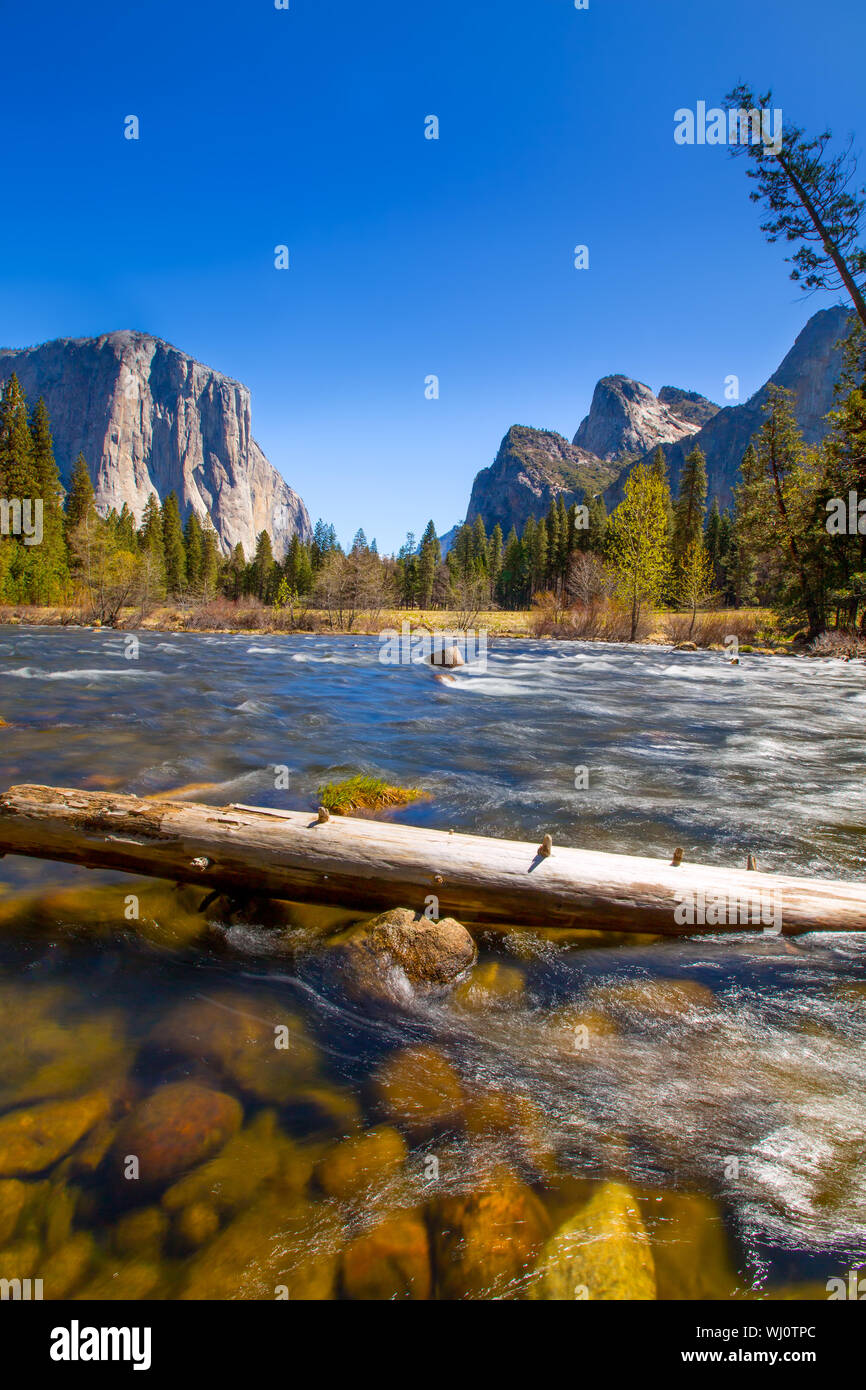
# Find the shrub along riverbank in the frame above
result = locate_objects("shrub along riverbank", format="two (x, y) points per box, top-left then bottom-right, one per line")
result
(2, 600), (864, 656)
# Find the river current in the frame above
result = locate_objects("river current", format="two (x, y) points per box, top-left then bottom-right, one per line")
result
(0, 626), (864, 1300)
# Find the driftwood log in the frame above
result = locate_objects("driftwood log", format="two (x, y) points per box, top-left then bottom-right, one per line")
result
(0, 783), (864, 936)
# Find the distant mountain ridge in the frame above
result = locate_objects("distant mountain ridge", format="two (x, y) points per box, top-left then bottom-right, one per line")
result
(607, 306), (853, 511)
(457, 307), (853, 539)
(0, 330), (311, 558)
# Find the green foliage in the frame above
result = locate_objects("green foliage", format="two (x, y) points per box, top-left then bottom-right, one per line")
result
(316, 774), (422, 815)
(605, 462), (671, 640)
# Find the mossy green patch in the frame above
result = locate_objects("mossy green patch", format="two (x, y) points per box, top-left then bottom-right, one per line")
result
(316, 775), (423, 815)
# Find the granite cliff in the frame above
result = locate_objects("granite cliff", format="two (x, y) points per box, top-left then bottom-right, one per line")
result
(573, 375), (715, 460)
(0, 331), (311, 558)
(607, 306), (854, 510)
(460, 308), (853, 537)
(465, 426), (621, 536)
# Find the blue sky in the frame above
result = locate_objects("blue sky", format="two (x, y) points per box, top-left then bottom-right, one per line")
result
(1, 0), (864, 552)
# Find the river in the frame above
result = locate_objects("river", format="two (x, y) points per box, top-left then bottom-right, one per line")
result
(0, 626), (864, 1299)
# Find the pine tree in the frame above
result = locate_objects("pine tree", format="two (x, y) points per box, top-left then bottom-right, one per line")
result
(0, 376), (40, 602)
(26, 396), (69, 603)
(735, 386), (827, 634)
(161, 492), (187, 595)
(417, 520), (440, 609)
(64, 453), (96, 533)
(200, 518), (221, 599)
(184, 512), (204, 592)
(672, 446), (708, 561)
(250, 530), (277, 601)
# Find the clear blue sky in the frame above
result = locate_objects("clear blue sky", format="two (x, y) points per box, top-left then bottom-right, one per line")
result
(0, 0), (863, 552)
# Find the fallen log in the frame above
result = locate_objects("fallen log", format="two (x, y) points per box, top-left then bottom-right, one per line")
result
(0, 783), (863, 936)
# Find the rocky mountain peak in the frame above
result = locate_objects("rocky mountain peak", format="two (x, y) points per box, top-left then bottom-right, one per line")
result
(573, 374), (709, 461)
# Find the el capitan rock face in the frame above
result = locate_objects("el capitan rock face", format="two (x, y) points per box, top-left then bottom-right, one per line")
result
(465, 426), (620, 536)
(573, 375), (711, 461)
(0, 331), (310, 558)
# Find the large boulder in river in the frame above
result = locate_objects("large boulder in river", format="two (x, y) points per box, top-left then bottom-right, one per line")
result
(528, 1181), (656, 1300)
(331, 908), (476, 1003)
(430, 644), (465, 669)
(110, 1082), (242, 1194)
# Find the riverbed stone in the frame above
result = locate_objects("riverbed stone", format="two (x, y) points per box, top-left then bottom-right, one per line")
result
(0, 1178), (30, 1244)
(148, 993), (320, 1105)
(42, 1232), (97, 1299)
(453, 960), (525, 1009)
(316, 1125), (408, 1201)
(331, 908), (476, 1003)
(179, 1195), (342, 1300)
(161, 1110), (280, 1217)
(75, 1260), (164, 1301)
(110, 1082), (242, 1193)
(0, 982), (130, 1111)
(341, 1210), (432, 1300)
(432, 1166), (550, 1299)
(174, 1201), (220, 1251)
(648, 1191), (739, 1300)
(371, 1045), (464, 1139)
(111, 1206), (170, 1257)
(528, 1181), (656, 1300)
(0, 1091), (111, 1178)
(0, 1238), (41, 1282)
(586, 978), (717, 1025)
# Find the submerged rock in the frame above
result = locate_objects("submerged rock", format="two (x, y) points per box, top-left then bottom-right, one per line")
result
(330, 908), (476, 1003)
(316, 1125), (407, 1202)
(0, 1238), (41, 1282)
(371, 1045), (464, 1140)
(586, 978), (716, 1025)
(161, 1111), (281, 1218)
(0, 1178), (31, 1244)
(452, 960), (525, 1010)
(148, 993), (319, 1105)
(75, 1260), (164, 1301)
(648, 1191), (739, 1300)
(432, 1167), (550, 1299)
(179, 1196), (342, 1300)
(174, 1201), (220, 1252)
(0, 1091), (110, 1178)
(341, 1210), (432, 1300)
(0, 982), (130, 1110)
(110, 1082), (242, 1193)
(111, 1206), (170, 1258)
(528, 1181), (656, 1301)
(42, 1232), (97, 1299)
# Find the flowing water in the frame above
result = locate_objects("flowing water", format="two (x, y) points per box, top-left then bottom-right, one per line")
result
(0, 625), (864, 1300)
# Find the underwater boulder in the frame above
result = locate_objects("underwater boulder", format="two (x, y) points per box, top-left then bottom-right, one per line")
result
(432, 1166), (550, 1299)
(528, 1181), (656, 1301)
(0, 1091), (111, 1178)
(341, 1209), (432, 1300)
(110, 1082), (242, 1194)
